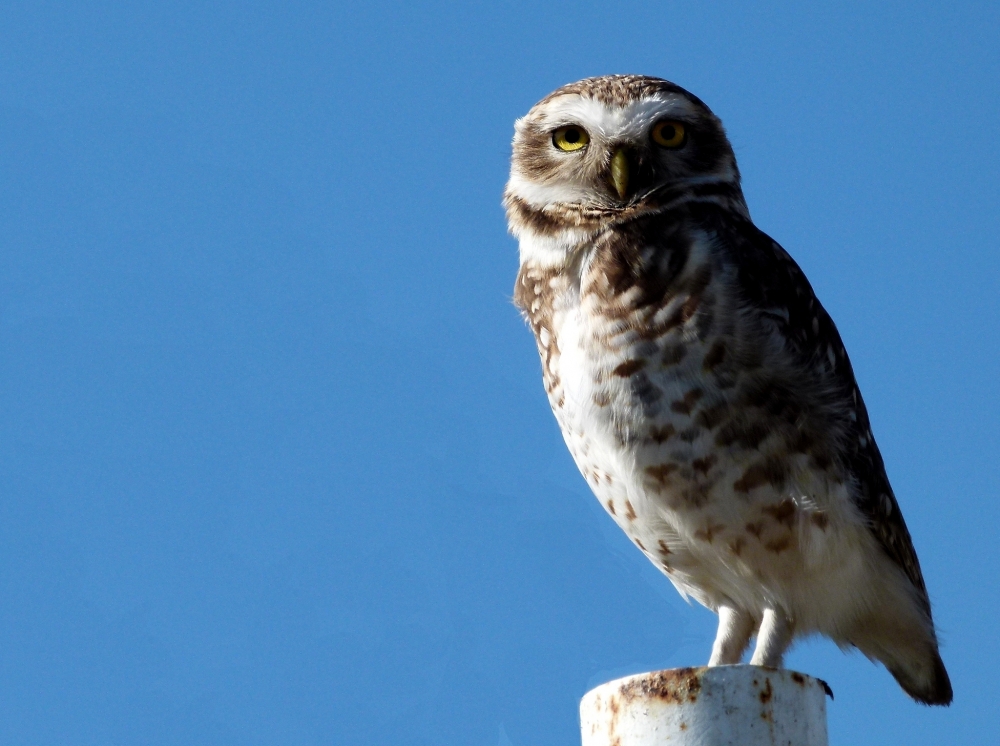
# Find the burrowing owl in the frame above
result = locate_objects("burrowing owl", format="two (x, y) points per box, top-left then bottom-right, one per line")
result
(506, 75), (951, 705)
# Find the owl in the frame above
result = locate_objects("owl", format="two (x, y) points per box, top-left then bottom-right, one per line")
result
(506, 75), (951, 705)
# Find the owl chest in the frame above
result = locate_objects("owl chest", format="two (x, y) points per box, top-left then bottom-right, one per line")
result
(540, 274), (737, 507)
(520, 251), (856, 604)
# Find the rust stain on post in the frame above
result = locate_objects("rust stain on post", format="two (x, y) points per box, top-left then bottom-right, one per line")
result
(616, 666), (704, 705)
(758, 678), (773, 704)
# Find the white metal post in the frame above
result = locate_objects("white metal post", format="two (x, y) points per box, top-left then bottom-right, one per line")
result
(580, 665), (830, 746)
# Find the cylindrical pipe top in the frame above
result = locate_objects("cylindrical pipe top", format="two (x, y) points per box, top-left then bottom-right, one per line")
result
(580, 665), (830, 746)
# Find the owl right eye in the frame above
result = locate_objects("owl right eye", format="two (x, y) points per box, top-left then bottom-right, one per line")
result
(552, 126), (590, 152)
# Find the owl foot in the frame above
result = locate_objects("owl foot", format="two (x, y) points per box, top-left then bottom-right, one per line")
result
(749, 607), (795, 667)
(708, 605), (756, 665)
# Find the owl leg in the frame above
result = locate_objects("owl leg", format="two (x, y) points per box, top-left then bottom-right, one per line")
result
(749, 608), (795, 667)
(708, 605), (756, 665)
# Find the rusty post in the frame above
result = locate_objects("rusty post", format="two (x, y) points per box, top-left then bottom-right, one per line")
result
(580, 665), (829, 746)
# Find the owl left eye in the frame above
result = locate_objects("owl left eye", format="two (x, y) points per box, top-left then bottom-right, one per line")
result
(552, 126), (590, 152)
(652, 120), (687, 148)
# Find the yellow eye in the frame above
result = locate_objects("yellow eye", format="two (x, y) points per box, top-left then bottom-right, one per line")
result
(652, 120), (686, 148)
(552, 126), (590, 152)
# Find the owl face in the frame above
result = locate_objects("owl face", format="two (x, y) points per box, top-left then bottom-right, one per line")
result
(507, 76), (740, 216)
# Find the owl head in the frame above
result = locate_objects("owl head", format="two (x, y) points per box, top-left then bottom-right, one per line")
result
(505, 75), (745, 234)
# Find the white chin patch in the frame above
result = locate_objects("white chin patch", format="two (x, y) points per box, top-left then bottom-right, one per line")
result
(516, 228), (588, 267)
(506, 171), (599, 210)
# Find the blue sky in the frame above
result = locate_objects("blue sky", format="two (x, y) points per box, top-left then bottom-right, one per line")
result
(0, 1), (997, 744)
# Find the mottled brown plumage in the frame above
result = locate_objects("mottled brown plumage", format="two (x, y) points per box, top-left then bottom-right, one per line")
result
(506, 75), (951, 704)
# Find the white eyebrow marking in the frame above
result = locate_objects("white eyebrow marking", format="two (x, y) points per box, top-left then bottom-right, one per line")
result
(533, 93), (701, 143)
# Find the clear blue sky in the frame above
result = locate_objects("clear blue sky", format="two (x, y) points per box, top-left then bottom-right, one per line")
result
(0, 2), (996, 744)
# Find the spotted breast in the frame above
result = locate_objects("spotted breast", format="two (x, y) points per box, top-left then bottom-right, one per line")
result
(517, 202), (854, 608)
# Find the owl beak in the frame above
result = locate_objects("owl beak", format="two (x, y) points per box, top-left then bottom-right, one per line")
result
(609, 148), (629, 201)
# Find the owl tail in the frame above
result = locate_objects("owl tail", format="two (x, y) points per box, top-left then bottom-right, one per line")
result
(886, 648), (953, 706)
(848, 587), (953, 706)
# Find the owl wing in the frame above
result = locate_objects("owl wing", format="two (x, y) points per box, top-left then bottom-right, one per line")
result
(703, 209), (930, 603)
